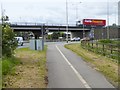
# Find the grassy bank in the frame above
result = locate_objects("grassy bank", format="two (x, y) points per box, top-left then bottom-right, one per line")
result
(2, 56), (21, 88)
(65, 43), (119, 87)
(2, 46), (47, 88)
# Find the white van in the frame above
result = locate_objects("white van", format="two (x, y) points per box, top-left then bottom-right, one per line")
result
(15, 37), (24, 46)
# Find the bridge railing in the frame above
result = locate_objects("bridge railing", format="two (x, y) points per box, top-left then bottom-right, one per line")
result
(9, 22), (76, 26)
(10, 22), (43, 26)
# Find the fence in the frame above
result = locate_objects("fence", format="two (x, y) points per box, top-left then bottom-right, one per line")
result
(81, 41), (120, 63)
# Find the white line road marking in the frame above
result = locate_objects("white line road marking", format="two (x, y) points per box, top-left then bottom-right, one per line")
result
(56, 45), (91, 89)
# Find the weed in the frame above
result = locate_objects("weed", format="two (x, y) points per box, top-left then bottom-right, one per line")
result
(2, 57), (20, 75)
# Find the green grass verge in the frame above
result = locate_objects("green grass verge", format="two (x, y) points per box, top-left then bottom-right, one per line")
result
(81, 42), (119, 61)
(65, 43), (119, 88)
(98, 39), (120, 44)
(3, 46), (47, 88)
(2, 56), (21, 88)
(2, 57), (20, 75)
(2, 57), (21, 75)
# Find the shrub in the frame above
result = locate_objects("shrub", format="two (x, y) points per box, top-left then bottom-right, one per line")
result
(99, 39), (113, 44)
(2, 24), (17, 57)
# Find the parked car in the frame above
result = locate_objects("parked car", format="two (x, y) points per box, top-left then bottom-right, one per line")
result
(81, 37), (90, 41)
(15, 37), (24, 46)
(71, 37), (80, 41)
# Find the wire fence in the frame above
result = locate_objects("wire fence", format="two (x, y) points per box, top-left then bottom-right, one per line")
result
(81, 41), (120, 63)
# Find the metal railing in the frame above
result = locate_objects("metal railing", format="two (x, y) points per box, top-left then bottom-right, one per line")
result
(9, 22), (76, 26)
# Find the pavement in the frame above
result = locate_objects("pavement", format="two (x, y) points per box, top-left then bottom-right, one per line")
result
(47, 42), (115, 88)
(18, 41), (116, 88)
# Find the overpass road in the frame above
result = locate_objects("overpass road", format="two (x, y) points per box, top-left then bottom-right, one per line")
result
(47, 43), (115, 88)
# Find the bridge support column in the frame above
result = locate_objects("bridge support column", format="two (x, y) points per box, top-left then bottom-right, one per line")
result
(71, 31), (83, 39)
(32, 31), (42, 39)
(83, 31), (90, 38)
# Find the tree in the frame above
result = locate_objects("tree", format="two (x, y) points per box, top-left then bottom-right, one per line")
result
(2, 24), (17, 57)
(1, 11), (17, 57)
(51, 32), (60, 39)
(60, 32), (66, 38)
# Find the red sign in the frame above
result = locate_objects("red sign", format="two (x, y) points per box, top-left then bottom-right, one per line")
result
(83, 19), (106, 26)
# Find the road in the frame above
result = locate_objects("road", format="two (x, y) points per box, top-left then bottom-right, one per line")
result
(17, 41), (79, 48)
(17, 42), (29, 49)
(47, 42), (115, 88)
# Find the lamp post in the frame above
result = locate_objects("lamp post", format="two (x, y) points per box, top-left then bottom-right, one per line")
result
(72, 2), (82, 25)
(107, 0), (109, 39)
(66, 0), (69, 43)
(118, 1), (120, 26)
(1, 5), (9, 25)
(114, 5), (117, 25)
(1, 4), (4, 24)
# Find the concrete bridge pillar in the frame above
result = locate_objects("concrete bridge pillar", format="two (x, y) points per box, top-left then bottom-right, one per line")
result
(32, 25), (45, 39)
(32, 31), (42, 39)
(83, 31), (90, 38)
(71, 31), (83, 39)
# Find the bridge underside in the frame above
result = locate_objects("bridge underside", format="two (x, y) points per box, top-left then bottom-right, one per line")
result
(13, 29), (90, 39)
(10, 23), (119, 40)
(11, 25), (90, 39)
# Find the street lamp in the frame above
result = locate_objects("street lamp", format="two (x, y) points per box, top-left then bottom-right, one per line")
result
(118, 1), (120, 26)
(114, 4), (117, 25)
(107, 0), (109, 39)
(1, 4), (4, 24)
(1, 5), (9, 25)
(66, 0), (69, 43)
(72, 2), (82, 25)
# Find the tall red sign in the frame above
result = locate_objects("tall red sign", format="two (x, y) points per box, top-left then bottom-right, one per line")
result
(83, 19), (106, 26)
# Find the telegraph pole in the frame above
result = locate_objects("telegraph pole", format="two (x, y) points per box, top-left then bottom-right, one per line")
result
(1, 4), (4, 24)
(73, 2), (82, 24)
(107, 0), (109, 39)
(66, 0), (69, 43)
(1, 4), (8, 25)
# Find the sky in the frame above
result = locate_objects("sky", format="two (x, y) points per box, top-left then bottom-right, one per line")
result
(0, 0), (119, 26)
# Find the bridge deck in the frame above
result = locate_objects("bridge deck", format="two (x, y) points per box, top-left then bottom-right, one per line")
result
(10, 23), (90, 31)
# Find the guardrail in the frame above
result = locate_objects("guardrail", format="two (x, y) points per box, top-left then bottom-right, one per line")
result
(81, 41), (120, 63)
(9, 22), (76, 26)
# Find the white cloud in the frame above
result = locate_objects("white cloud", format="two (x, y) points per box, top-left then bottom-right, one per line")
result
(0, 0), (119, 25)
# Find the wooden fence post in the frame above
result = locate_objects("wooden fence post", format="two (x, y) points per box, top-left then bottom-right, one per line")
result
(92, 42), (93, 49)
(110, 44), (113, 55)
(103, 44), (105, 56)
(81, 41), (118, 62)
(96, 43), (98, 53)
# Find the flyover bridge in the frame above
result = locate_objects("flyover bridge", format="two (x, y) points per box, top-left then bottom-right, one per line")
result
(10, 22), (91, 38)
